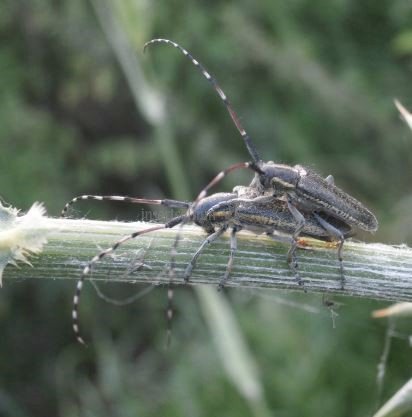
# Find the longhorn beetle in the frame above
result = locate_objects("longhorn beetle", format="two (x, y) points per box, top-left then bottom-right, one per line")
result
(63, 188), (352, 345)
(144, 38), (378, 280)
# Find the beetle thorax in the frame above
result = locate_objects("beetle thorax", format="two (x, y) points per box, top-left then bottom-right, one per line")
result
(258, 162), (300, 191)
(192, 193), (236, 227)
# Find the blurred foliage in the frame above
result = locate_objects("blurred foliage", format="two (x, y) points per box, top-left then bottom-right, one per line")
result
(1, 0), (412, 416)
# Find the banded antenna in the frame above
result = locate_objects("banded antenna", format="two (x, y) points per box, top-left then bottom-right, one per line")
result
(144, 38), (261, 164)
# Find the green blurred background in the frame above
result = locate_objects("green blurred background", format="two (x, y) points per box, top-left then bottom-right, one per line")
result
(1, 1), (412, 416)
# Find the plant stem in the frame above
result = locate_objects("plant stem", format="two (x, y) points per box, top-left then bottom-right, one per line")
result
(3, 217), (412, 302)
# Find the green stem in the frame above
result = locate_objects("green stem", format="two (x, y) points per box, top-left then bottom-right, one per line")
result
(3, 217), (412, 302)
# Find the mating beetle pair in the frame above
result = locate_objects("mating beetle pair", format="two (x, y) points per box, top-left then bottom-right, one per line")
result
(144, 38), (377, 277)
(64, 38), (378, 344)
